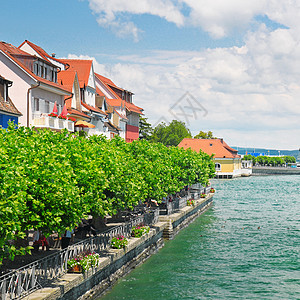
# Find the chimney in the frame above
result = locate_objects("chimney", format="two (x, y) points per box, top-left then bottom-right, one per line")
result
(51, 53), (56, 58)
(220, 138), (223, 143)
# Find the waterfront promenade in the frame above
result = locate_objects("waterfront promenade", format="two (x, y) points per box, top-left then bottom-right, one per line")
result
(0, 191), (214, 300)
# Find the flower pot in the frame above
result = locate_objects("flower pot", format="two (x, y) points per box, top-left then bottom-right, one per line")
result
(68, 265), (82, 273)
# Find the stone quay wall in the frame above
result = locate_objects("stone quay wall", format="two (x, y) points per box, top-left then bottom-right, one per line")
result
(27, 194), (214, 300)
(252, 166), (300, 175)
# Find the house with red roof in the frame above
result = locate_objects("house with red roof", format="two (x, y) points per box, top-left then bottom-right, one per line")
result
(57, 70), (91, 122)
(95, 73), (143, 142)
(0, 41), (74, 131)
(178, 138), (243, 178)
(19, 40), (66, 71)
(58, 59), (109, 136)
(0, 75), (22, 128)
(19, 41), (106, 136)
(18, 40), (143, 140)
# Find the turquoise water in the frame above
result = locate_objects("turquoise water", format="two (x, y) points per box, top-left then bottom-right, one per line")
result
(100, 176), (300, 299)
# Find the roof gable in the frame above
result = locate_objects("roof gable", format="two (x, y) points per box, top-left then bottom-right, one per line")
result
(57, 70), (77, 92)
(0, 42), (70, 94)
(19, 40), (67, 67)
(178, 138), (240, 158)
(60, 59), (94, 89)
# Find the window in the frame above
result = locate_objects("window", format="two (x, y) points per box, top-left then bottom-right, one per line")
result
(45, 100), (50, 113)
(34, 98), (39, 111)
(50, 69), (57, 82)
(34, 63), (39, 76)
(0, 83), (6, 101)
(40, 65), (44, 78)
(44, 67), (47, 79)
(215, 163), (221, 171)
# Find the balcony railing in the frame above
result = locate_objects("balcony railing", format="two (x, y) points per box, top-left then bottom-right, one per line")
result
(32, 113), (74, 132)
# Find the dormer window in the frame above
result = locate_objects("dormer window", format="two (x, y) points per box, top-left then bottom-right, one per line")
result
(34, 63), (39, 76)
(50, 70), (57, 83)
(210, 143), (213, 146)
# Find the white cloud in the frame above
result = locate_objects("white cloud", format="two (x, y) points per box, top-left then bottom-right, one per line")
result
(182, 0), (266, 38)
(72, 1), (300, 149)
(88, 0), (184, 40)
(86, 0), (297, 40)
(69, 37), (300, 149)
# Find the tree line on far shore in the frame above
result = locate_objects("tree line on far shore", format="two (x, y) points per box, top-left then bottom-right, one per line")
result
(139, 117), (216, 146)
(243, 154), (296, 166)
(0, 123), (215, 264)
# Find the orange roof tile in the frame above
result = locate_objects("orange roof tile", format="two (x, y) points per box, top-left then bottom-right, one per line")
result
(106, 98), (123, 107)
(60, 59), (93, 89)
(125, 101), (143, 114)
(18, 40), (67, 65)
(0, 42), (70, 94)
(95, 73), (121, 99)
(95, 73), (143, 114)
(67, 107), (90, 119)
(0, 42), (31, 56)
(106, 98), (143, 114)
(95, 73), (117, 87)
(81, 101), (107, 115)
(178, 138), (240, 159)
(96, 87), (105, 97)
(57, 70), (77, 92)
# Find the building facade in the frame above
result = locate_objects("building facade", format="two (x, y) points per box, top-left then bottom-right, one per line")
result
(178, 138), (243, 179)
(0, 75), (22, 128)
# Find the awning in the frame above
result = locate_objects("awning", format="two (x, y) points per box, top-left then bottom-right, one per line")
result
(75, 120), (95, 128)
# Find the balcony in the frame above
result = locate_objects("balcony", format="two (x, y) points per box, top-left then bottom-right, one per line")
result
(32, 113), (74, 132)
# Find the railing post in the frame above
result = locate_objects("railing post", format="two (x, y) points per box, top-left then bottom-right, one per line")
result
(17, 272), (21, 297)
(44, 261), (48, 282)
(64, 249), (69, 271)
(1, 279), (6, 300)
(31, 266), (36, 290)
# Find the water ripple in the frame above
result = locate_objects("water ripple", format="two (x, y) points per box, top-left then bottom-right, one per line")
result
(101, 175), (300, 300)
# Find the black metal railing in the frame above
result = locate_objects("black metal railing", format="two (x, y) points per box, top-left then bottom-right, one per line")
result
(159, 184), (211, 215)
(0, 210), (158, 300)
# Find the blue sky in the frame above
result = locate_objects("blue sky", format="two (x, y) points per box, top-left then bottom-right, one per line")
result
(1, 0), (300, 149)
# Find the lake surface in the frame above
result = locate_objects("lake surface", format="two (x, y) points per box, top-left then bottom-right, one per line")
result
(100, 175), (300, 299)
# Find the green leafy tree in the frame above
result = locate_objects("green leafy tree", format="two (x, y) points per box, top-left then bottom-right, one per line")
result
(151, 120), (191, 146)
(0, 122), (215, 264)
(194, 130), (216, 139)
(283, 156), (296, 164)
(139, 116), (153, 140)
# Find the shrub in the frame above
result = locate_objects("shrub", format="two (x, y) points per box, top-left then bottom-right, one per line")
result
(67, 251), (100, 273)
(187, 199), (195, 206)
(111, 235), (128, 249)
(131, 225), (150, 238)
